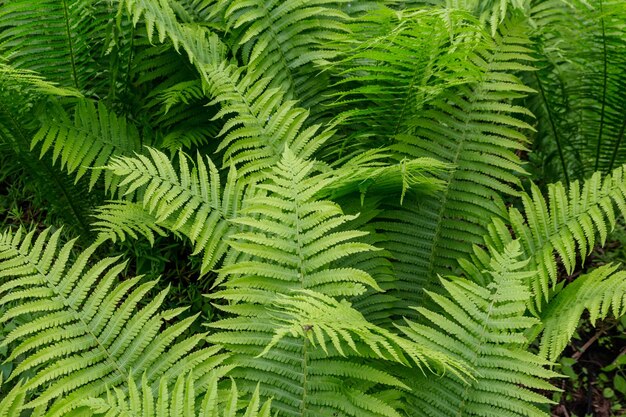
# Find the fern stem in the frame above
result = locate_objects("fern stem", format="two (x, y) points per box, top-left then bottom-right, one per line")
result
(534, 71), (570, 183)
(61, 0), (80, 90)
(608, 113), (626, 171)
(300, 334), (310, 416)
(594, 0), (608, 172)
(123, 24), (136, 111)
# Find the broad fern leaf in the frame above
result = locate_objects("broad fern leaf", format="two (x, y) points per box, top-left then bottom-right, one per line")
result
(92, 201), (167, 246)
(399, 241), (560, 417)
(32, 100), (142, 191)
(0, 227), (228, 415)
(69, 372), (271, 417)
(106, 148), (243, 274)
(335, 13), (535, 312)
(210, 0), (349, 108)
(471, 165), (626, 310)
(207, 148), (459, 417)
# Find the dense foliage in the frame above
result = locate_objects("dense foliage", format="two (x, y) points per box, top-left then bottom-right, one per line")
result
(1, 0), (626, 416)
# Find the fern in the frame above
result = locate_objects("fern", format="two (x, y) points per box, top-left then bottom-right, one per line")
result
(332, 12), (535, 311)
(121, 0), (332, 177)
(0, 69), (95, 236)
(329, 8), (484, 150)
(538, 264), (626, 361)
(0, 227), (228, 415)
(208, 0), (349, 108)
(92, 201), (167, 246)
(104, 148), (243, 274)
(32, 100), (143, 191)
(0, 0), (115, 92)
(399, 240), (560, 417)
(207, 148), (462, 417)
(471, 165), (626, 310)
(70, 372), (271, 417)
(527, 0), (626, 181)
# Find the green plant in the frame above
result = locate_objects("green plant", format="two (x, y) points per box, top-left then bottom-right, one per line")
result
(2, 0), (626, 416)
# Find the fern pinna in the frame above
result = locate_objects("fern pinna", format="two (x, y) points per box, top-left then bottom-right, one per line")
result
(2, 0), (626, 416)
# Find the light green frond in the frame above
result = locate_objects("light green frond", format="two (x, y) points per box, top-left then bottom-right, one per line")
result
(121, 0), (331, 177)
(0, 62), (82, 98)
(539, 264), (626, 361)
(0, 0), (112, 90)
(322, 151), (448, 203)
(329, 8), (485, 148)
(0, 227), (227, 415)
(92, 201), (167, 246)
(106, 148), (243, 274)
(206, 149), (440, 417)
(216, 147), (380, 295)
(527, 0), (626, 181)
(263, 290), (464, 374)
(472, 165), (626, 310)
(67, 372), (270, 417)
(399, 240), (559, 417)
(32, 100), (142, 191)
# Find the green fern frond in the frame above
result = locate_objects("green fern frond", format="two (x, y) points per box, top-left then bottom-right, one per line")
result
(263, 290), (462, 373)
(121, 0), (330, 177)
(0, 62), (82, 98)
(527, 0), (626, 180)
(32, 100), (143, 191)
(0, 0), (112, 91)
(206, 148), (440, 417)
(106, 148), (243, 274)
(216, 147), (380, 295)
(329, 8), (485, 147)
(323, 152), (448, 203)
(92, 201), (167, 246)
(205, 60), (332, 177)
(0, 84), (95, 236)
(373, 16), (535, 311)
(0, 227), (228, 415)
(471, 165), (626, 310)
(70, 372), (271, 417)
(538, 264), (626, 361)
(399, 240), (560, 417)
(210, 0), (349, 108)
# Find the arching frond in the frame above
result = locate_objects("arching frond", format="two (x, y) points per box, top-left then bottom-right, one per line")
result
(0, 62), (81, 98)
(32, 100), (143, 191)
(92, 201), (167, 246)
(121, 0), (331, 177)
(0, 227), (228, 415)
(539, 264), (626, 361)
(106, 148), (244, 274)
(329, 8), (485, 151)
(399, 240), (559, 417)
(527, 0), (626, 181)
(470, 165), (626, 310)
(215, 147), (380, 296)
(0, 76), (95, 236)
(0, 0), (113, 91)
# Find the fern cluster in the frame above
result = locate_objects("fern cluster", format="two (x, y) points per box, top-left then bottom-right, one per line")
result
(2, 0), (626, 416)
